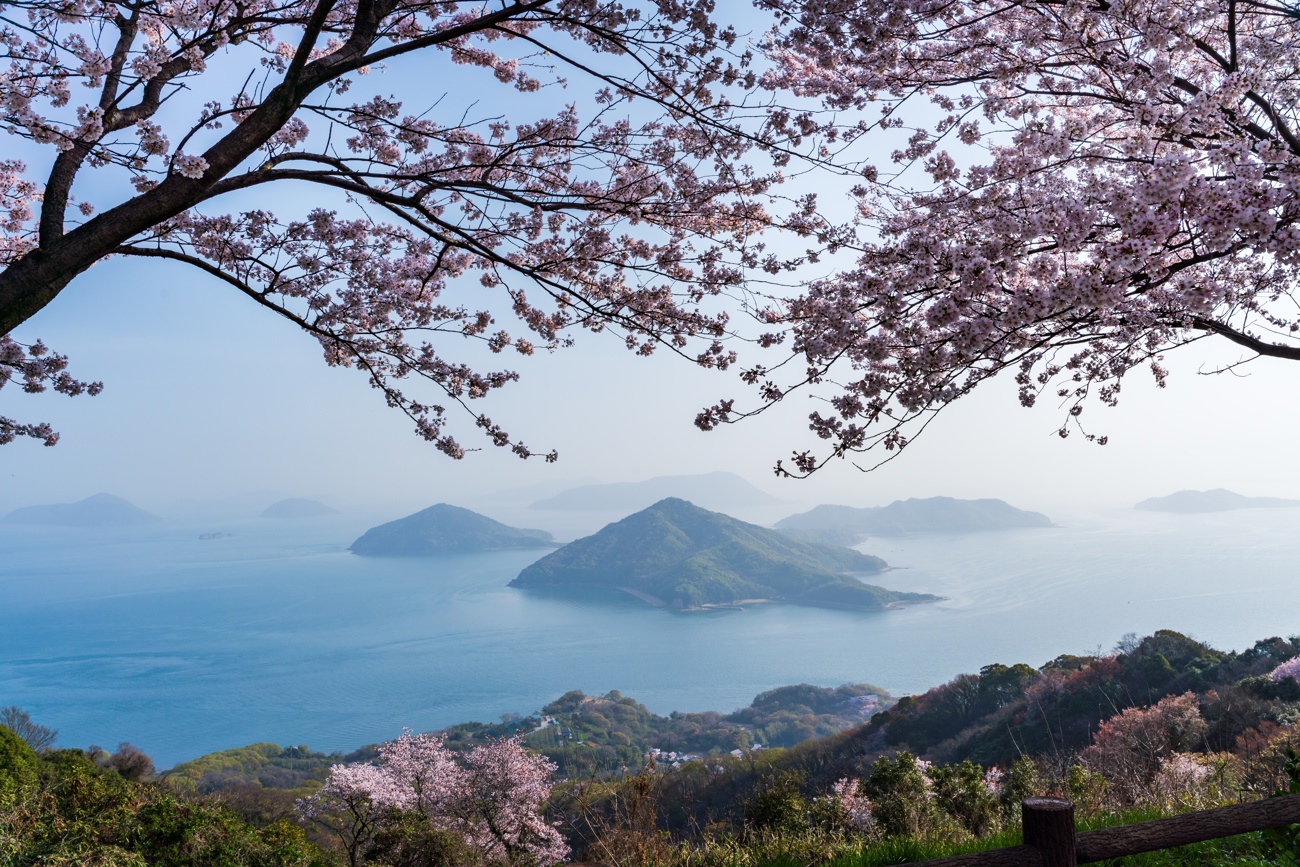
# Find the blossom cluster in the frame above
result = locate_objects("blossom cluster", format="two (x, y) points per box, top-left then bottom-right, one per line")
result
(1081, 692), (1208, 806)
(0, 0), (813, 452)
(828, 777), (876, 833)
(0, 335), (102, 445)
(1271, 656), (1300, 685)
(715, 0), (1300, 473)
(298, 730), (569, 865)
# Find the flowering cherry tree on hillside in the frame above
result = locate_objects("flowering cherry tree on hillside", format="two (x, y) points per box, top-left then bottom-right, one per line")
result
(298, 730), (568, 866)
(0, 0), (821, 451)
(699, 0), (1300, 474)
(1271, 656), (1300, 685)
(1081, 692), (1208, 805)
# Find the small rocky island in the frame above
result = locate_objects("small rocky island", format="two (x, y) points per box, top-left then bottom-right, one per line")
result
(775, 496), (1052, 544)
(260, 498), (338, 519)
(350, 504), (555, 556)
(1, 493), (161, 527)
(510, 498), (939, 611)
(1135, 489), (1300, 513)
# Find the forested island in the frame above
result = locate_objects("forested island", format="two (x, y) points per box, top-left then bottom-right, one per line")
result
(511, 498), (938, 610)
(260, 498), (338, 518)
(0, 493), (161, 527)
(350, 503), (555, 555)
(1135, 488), (1300, 513)
(775, 496), (1052, 544)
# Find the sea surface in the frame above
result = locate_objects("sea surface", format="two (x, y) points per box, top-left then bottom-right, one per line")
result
(1, 507), (1298, 768)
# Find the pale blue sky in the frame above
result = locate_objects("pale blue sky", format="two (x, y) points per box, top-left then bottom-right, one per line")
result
(3, 17), (1299, 524)
(6, 240), (1298, 526)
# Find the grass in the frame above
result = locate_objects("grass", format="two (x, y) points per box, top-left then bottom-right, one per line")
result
(649, 808), (1300, 867)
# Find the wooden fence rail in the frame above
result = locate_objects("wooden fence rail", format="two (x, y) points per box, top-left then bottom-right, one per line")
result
(914, 794), (1300, 867)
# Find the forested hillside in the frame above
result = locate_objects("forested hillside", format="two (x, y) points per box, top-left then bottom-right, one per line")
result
(162, 682), (892, 792)
(5, 630), (1300, 866)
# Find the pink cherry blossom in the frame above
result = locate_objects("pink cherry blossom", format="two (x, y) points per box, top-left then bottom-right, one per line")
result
(705, 0), (1300, 474)
(299, 730), (569, 866)
(0, 0), (818, 452)
(0, 334), (102, 445)
(829, 777), (876, 834)
(1270, 656), (1300, 684)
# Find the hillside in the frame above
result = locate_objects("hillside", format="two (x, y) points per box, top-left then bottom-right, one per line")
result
(528, 472), (781, 512)
(11, 628), (1300, 867)
(775, 496), (1052, 543)
(259, 498), (337, 518)
(163, 682), (892, 788)
(1, 493), (161, 527)
(1135, 488), (1300, 513)
(511, 498), (938, 610)
(350, 503), (555, 555)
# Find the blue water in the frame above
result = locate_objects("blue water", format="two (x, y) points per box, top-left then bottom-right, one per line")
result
(1, 508), (1298, 768)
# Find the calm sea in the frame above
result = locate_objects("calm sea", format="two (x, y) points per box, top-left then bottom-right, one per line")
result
(1, 508), (1297, 768)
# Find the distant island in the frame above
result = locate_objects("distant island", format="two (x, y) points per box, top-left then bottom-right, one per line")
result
(350, 504), (555, 555)
(1135, 489), (1300, 513)
(775, 496), (1052, 544)
(1, 493), (161, 528)
(528, 471), (780, 512)
(511, 498), (939, 611)
(260, 498), (338, 519)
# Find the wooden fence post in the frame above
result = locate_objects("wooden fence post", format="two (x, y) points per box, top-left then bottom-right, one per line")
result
(1023, 797), (1076, 867)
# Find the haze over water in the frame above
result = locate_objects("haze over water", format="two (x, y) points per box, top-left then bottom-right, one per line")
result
(2, 506), (1297, 768)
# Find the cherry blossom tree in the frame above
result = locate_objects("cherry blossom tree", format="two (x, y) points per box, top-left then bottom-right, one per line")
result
(699, 0), (1300, 474)
(1271, 655), (1300, 685)
(1081, 692), (1207, 806)
(825, 777), (876, 835)
(0, 0), (823, 452)
(299, 730), (568, 866)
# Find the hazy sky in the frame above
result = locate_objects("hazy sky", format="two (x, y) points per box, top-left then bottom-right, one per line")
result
(4, 25), (1299, 524)
(5, 239), (1297, 526)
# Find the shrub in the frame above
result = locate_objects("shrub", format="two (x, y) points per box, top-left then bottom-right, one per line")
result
(1081, 693), (1208, 807)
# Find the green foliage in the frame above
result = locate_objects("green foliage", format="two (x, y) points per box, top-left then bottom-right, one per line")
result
(1067, 764), (1109, 815)
(746, 773), (810, 834)
(927, 761), (998, 836)
(362, 810), (477, 867)
(0, 708), (58, 752)
(0, 726), (39, 807)
(435, 684), (890, 779)
(997, 757), (1040, 825)
(0, 741), (328, 866)
(1262, 747), (1300, 864)
(871, 629), (1290, 769)
(165, 743), (372, 795)
(862, 753), (935, 838)
(132, 794), (316, 866)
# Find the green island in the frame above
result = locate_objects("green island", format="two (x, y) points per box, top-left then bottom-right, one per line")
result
(0, 492), (161, 527)
(509, 497), (938, 610)
(349, 503), (556, 556)
(260, 498), (338, 519)
(775, 496), (1052, 545)
(1135, 488), (1300, 513)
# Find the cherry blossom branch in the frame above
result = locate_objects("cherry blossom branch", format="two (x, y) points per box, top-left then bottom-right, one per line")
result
(0, 0), (822, 451)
